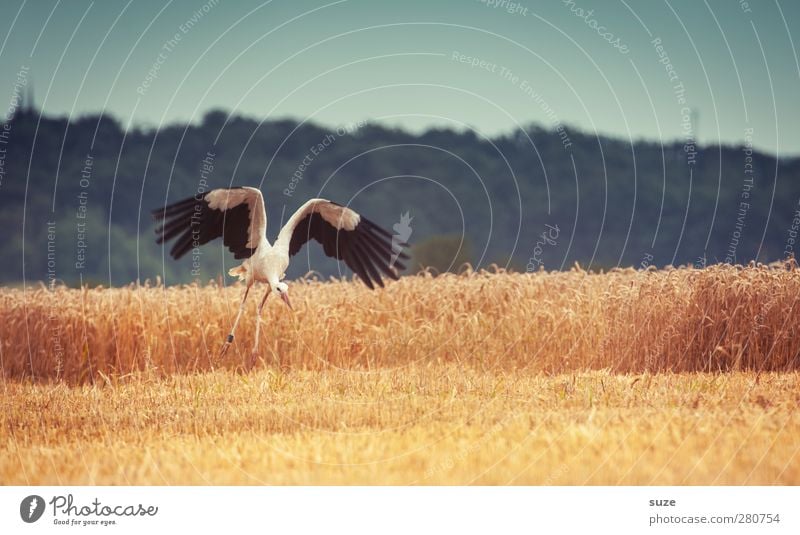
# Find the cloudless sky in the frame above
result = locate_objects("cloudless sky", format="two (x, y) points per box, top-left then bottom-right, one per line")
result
(1, 0), (798, 155)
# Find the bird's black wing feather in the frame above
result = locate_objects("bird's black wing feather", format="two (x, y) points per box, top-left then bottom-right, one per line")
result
(288, 210), (409, 289)
(152, 190), (256, 260)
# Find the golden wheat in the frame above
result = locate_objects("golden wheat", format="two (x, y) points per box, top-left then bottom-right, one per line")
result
(2, 368), (798, 484)
(2, 265), (799, 484)
(1, 264), (799, 383)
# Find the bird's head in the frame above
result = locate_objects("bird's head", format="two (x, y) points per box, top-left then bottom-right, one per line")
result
(271, 280), (292, 311)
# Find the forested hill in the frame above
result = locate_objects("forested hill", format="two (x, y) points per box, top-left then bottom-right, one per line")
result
(1, 108), (798, 286)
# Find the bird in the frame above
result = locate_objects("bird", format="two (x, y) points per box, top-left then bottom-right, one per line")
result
(152, 186), (408, 364)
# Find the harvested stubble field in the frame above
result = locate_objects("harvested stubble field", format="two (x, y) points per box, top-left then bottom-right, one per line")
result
(2, 264), (799, 484)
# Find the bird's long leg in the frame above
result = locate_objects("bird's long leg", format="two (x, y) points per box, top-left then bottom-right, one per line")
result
(218, 283), (252, 359)
(249, 287), (271, 368)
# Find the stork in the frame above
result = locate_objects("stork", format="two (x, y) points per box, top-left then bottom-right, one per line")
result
(153, 186), (407, 362)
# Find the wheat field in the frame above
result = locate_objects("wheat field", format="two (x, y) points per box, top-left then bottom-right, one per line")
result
(2, 264), (799, 484)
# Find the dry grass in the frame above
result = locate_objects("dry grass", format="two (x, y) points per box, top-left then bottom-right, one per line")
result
(2, 264), (800, 484)
(3, 368), (798, 484)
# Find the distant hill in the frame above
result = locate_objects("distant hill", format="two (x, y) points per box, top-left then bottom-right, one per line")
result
(1, 108), (798, 286)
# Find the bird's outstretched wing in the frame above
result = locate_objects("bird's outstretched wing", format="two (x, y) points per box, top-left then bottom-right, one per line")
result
(277, 199), (408, 289)
(152, 187), (267, 260)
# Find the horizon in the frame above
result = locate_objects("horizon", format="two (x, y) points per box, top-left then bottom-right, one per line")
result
(9, 104), (796, 162)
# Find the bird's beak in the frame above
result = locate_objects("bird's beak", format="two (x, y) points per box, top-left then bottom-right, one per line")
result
(280, 292), (293, 311)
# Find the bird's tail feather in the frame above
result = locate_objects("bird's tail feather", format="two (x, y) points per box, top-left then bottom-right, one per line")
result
(228, 264), (247, 280)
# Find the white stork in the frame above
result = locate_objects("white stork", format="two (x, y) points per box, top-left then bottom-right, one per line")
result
(153, 186), (407, 360)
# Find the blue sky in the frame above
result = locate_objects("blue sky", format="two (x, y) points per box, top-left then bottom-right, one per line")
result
(1, 0), (798, 154)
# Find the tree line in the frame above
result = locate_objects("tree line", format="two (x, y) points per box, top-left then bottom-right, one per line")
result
(1, 107), (798, 286)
